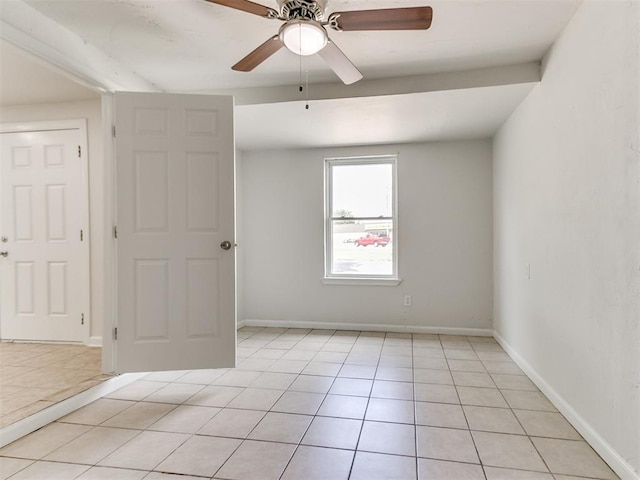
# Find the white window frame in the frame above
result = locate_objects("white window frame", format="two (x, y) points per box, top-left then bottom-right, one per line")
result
(323, 155), (401, 286)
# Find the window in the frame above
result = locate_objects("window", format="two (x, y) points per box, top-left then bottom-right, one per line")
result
(324, 156), (399, 284)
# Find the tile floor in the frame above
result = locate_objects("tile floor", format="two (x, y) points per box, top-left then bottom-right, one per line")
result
(0, 327), (619, 480)
(0, 343), (111, 428)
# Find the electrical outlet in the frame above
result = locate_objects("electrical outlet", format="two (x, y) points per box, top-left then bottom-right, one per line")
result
(403, 295), (412, 307)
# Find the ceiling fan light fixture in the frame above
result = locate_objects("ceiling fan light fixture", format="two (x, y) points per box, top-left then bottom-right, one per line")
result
(279, 20), (327, 56)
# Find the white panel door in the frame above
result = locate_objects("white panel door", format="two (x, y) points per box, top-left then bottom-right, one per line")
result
(0, 122), (90, 342)
(115, 92), (236, 373)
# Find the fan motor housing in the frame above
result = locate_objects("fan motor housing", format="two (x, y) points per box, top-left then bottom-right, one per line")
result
(277, 0), (327, 21)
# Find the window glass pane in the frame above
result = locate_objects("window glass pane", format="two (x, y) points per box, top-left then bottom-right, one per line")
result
(332, 163), (393, 218)
(331, 219), (393, 275)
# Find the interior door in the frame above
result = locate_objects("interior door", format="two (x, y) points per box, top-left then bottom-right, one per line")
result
(0, 122), (90, 342)
(114, 92), (236, 373)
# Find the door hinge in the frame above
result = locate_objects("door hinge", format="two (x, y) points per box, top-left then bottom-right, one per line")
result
(113, 226), (118, 239)
(81, 313), (84, 325)
(80, 229), (84, 241)
(112, 125), (116, 137)
(113, 327), (118, 340)
(78, 145), (81, 158)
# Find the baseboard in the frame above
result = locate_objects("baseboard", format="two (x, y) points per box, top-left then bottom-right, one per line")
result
(242, 319), (493, 337)
(493, 330), (639, 480)
(87, 336), (102, 347)
(0, 372), (145, 448)
(237, 320), (247, 329)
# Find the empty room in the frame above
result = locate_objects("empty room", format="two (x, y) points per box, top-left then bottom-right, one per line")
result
(0, 0), (638, 479)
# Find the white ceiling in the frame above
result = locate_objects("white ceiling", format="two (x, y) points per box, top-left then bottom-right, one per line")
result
(0, 0), (582, 150)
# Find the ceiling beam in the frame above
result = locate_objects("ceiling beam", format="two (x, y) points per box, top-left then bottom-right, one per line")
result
(201, 62), (541, 106)
(0, 0), (159, 93)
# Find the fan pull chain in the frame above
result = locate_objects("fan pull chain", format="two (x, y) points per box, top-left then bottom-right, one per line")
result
(305, 70), (309, 110)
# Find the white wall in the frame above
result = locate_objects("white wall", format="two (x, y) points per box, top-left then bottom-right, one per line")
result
(239, 140), (493, 333)
(0, 98), (105, 343)
(493, 1), (640, 477)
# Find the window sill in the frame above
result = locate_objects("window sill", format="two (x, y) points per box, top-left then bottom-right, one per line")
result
(322, 277), (402, 286)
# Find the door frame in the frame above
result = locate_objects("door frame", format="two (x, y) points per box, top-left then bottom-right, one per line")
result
(0, 118), (91, 344)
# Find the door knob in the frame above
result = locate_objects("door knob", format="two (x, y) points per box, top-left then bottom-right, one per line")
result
(0, 251), (8, 257)
(220, 241), (232, 251)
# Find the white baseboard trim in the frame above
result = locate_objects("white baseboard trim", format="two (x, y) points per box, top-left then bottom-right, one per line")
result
(87, 336), (102, 347)
(237, 320), (247, 329)
(0, 372), (145, 448)
(242, 319), (493, 337)
(493, 331), (638, 480)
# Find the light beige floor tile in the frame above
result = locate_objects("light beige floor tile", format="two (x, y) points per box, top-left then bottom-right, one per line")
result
(236, 358), (276, 371)
(301, 416), (362, 449)
(106, 381), (167, 401)
(379, 355), (413, 368)
(452, 371), (496, 388)
(418, 458), (484, 480)
(174, 369), (226, 385)
(75, 466), (147, 479)
(143, 382), (204, 405)
(320, 343), (353, 353)
(531, 438), (618, 479)
(476, 351), (513, 362)
(184, 385), (243, 407)
(0, 457), (33, 479)
(267, 359), (308, 374)
(302, 361), (342, 376)
(444, 349), (479, 360)
(375, 367), (413, 382)
(312, 351), (348, 363)
(102, 402), (175, 430)
(44, 426), (138, 464)
(226, 387), (283, 410)
(58, 399), (134, 425)
(464, 405), (525, 434)
(413, 347), (445, 358)
(381, 345), (411, 356)
(416, 401), (468, 429)
(148, 405), (220, 433)
(155, 435), (241, 477)
(492, 374), (538, 391)
(416, 426), (479, 463)
(351, 451), (417, 480)
(248, 412), (313, 443)
(337, 364), (377, 379)
(447, 359), (487, 373)
(366, 398), (415, 424)
(514, 410), (581, 440)
(329, 378), (373, 397)
(413, 357), (449, 370)
(250, 348), (288, 359)
(271, 391), (325, 415)
(215, 440), (296, 480)
(501, 390), (557, 412)
(414, 384), (460, 404)
(345, 353), (381, 366)
(371, 380), (414, 400)
(482, 361), (524, 375)
(98, 431), (188, 470)
(317, 394), (368, 419)
(484, 466), (554, 480)
(279, 349), (315, 361)
(358, 421), (415, 456)
(281, 445), (354, 480)
(7, 460), (89, 479)
(288, 375), (334, 394)
(414, 369), (454, 385)
(457, 386), (508, 407)
(213, 370), (263, 387)
(0, 422), (91, 459)
(249, 372), (297, 390)
(472, 431), (547, 472)
(198, 408), (265, 438)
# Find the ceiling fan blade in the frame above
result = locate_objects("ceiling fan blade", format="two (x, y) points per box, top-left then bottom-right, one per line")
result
(318, 40), (363, 85)
(329, 6), (433, 31)
(203, 0), (277, 18)
(232, 36), (284, 72)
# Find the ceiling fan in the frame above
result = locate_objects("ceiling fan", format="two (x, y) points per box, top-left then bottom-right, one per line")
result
(204, 0), (433, 84)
